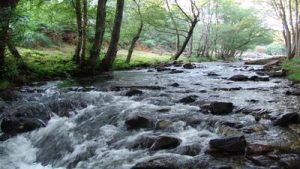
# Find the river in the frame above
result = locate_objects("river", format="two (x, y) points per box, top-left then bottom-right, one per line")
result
(0, 62), (299, 169)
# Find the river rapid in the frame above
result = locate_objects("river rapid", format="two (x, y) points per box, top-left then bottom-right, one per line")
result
(0, 62), (299, 169)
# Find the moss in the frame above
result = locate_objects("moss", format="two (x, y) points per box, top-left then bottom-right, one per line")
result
(283, 58), (300, 83)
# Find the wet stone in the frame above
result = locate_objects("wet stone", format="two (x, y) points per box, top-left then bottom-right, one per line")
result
(169, 70), (184, 74)
(273, 113), (299, 126)
(229, 75), (249, 81)
(125, 115), (154, 130)
(246, 144), (273, 155)
(128, 135), (157, 150)
(131, 156), (186, 169)
(208, 135), (246, 155)
(125, 88), (143, 96)
(178, 95), (198, 104)
(173, 144), (201, 156)
(150, 136), (182, 151)
(183, 63), (196, 69)
(1, 117), (45, 135)
(201, 102), (234, 115)
(170, 83), (180, 87)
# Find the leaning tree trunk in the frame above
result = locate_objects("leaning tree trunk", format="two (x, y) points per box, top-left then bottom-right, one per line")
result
(101, 0), (124, 72)
(87, 0), (107, 74)
(126, 21), (143, 64)
(171, 19), (197, 61)
(73, 0), (83, 65)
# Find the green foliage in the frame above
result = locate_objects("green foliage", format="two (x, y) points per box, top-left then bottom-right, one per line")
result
(266, 43), (286, 55)
(283, 58), (300, 82)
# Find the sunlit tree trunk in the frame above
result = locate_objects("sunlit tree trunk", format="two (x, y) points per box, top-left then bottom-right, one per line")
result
(73, 0), (83, 64)
(80, 0), (88, 65)
(101, 0), (124, 72)
(126, 21), (143, 64)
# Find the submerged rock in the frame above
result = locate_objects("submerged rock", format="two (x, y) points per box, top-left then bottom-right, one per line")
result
(207, 72), (220, 76)
(150, 136), (181, 150)
(170, 83), (180, 87)
(183, 63), (196, 69)
(249, 76), (270, 81)
(174, 144), (201, 156)
(178, 95), (198, 104)
(125, 115), (154, 130)
(125, 88), (143, 97)
(229, 75), (249, 81)
(170, 70), (184, 74)
(207, 135), (246, 155)
(286, 90), (300, 96)
(128, 134), (157, 149)
(273, 113), (299, 126)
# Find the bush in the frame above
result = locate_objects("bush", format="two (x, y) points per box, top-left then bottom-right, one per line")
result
(21, 31), (55, 48)
(142, 40), (156, 48)
(266, 43), (286, 56)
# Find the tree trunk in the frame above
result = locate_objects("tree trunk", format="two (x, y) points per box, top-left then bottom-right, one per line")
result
(73, 0), (83, 64)
(126, 21), (143, 64)
(0, 5), (11, 76)
(80, 0), (88, 66)
(188, 34), (193, 57)
(101, 0), (124, 72)
(171, 20), (197, 60)
(87, 0), (107, 73)
(7, 36), (21, 59)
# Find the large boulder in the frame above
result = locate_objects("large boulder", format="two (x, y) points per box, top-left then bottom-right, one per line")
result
(200, 102), (234, 115)
(150, 136), (182, 150)
(207, 136), (246, 155)
(1, 116), (45, 135)
(125, 115), (155, 130)
(273, 113), (299, 126)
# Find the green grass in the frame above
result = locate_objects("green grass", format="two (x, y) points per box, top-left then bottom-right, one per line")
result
(283, 58), (300, 82)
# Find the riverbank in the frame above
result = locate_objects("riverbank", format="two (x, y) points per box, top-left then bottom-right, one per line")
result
(283, 58), (300, 83)
(1, 46), (214, 89)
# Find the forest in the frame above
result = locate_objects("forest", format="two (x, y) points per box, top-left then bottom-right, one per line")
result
(0, 0), (300, 169)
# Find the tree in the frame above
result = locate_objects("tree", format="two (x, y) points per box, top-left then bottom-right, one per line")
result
(87, 0), (107, 74)
(73, 0), (88, 66)
(271, 0), (300, 59)
(171, 0), (206, 60)
(125, 0), (144, 64)
(0, 0), (20, 77)
(101, 0), (125, 72)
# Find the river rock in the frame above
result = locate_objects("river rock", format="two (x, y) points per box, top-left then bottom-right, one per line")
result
(125, 88), (143, 96)
(207, 72), (219, 76)
(208, 135), (246, 154)
(246, 144), (273, 155)
(1, 116), (45, 135)
(156, 67), (171, 72)
(212, 166), (232, 169)
(0, 90), (21, 101)
(128, 135), (157, 149)
(268, 153), (300, 169)
(246, 155), (278, 167)
(174, 144), (201, 156)
(170, 69), (184, 74)
(155, 120), (172, 130)
(150, 136), (181, 150)
(131, 156), (186, 169)
(178, 95), (198, 104)
(273, 113), (299, 126)
(201, 102), (234, 115)
(183, 63), (196, 69)
(249, 76), (270, 81)
(229, 75), (249, 81)
(170, 83), (180, 87)
(47, 99), (88, 117)
(285, 90), (300, 96)
(125, 115), (154, 130)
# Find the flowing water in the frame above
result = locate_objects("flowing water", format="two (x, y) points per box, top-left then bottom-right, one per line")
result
(0, 62), (299, 169)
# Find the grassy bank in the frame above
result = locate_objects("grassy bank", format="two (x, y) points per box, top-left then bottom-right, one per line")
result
(283, 58), (300, 82)
(1, 46), (213, 89)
